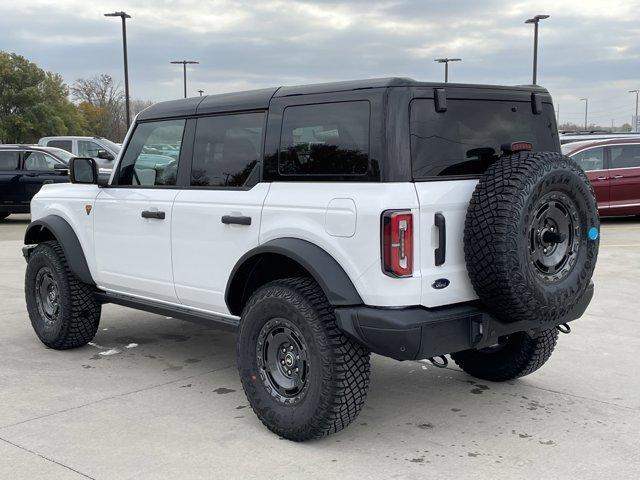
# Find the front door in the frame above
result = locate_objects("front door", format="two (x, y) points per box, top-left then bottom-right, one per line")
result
(20, 151), (69, 201)
(172, 112), (268, 314)
(607, 144), (640, 215)
(93, 118), (186, 302)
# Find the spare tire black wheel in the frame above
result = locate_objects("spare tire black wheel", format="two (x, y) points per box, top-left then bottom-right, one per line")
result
(464, 151), (599, 324)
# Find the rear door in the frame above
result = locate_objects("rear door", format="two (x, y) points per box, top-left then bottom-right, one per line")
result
(0, 151), (21, 210)
(93, 119), (185, 302)
(569, 146), (609, 212)
(607, 143), (640, 215)
(172, 112), (268, 314)
(410, 95), (560, 307)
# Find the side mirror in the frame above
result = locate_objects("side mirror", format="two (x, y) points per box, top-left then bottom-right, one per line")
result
(69, 157), (98, 184)
(97, 149), (114, 161)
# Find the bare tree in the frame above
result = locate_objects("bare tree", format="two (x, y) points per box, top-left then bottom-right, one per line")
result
(71, 74), (126, 141)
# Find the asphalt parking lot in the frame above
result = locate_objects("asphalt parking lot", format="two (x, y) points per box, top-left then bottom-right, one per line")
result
(1, 214), (639, 480)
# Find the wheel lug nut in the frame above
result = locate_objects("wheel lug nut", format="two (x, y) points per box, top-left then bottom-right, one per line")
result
(287, 370), (292, 375)
(281, 347), (286, 353)
(289, 345), (294, 351)
(281, 360), (285, 365)
(295, 367), (299, 372)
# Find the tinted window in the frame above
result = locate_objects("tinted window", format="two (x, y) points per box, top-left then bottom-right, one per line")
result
(571, 147), (604, 171)
(47, 140), (73, 152)
(610, 145), (640, 169)
(24, 151), (59, 170)
(279, 101), (370, 176)
(78, 140), (103, 157)
(410, 99), (559, 178)
(0, 151), (19, 170)
(116, 119), (185, 186)
(191, 113), (264, 187)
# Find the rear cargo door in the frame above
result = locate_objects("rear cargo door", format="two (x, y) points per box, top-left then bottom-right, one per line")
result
(410, 94), (560, 308)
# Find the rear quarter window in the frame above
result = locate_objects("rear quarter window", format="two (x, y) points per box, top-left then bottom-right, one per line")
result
(0, 151), (20, 170)
(410, 99), (559, 179)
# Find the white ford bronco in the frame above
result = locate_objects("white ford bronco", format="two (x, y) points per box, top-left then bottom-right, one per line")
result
(23, 78), (599, 441)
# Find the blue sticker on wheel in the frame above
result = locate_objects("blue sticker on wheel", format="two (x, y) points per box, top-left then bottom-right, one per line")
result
(588, 227), (599, 240)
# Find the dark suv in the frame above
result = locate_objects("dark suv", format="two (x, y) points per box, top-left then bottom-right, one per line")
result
(0, 145), (71, 219)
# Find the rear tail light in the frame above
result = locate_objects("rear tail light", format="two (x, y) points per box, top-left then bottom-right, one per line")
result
(382, 210), (413, 277)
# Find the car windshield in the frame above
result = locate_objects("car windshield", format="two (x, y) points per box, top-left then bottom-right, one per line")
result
(410, 99), (559, 178)
(46, 147), (75, 163)
(99, 138), (121, 153)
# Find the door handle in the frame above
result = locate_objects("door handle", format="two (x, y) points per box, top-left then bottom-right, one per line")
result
(43, 180), (54, 184)
(141, 210), (165, 220)
(596, 176), (608, 181)
(612, 175), (624, 179)
(434, 213), (446, 266)
(221, 215), (251, 226)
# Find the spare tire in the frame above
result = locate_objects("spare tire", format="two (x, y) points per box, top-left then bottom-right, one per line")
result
(464, 151), (599, 324)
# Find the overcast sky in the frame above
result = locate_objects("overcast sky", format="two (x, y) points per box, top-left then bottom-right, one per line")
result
(1, 0), (639, 126)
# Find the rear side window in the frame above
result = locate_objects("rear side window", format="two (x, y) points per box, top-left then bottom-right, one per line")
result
(0, 151), (19, 170)
(46, 140), (73, 152)
(191, 112), (264, 188)
(410, 99), (559, 178)
(571, 147), (604, 171)
(609, 144), (640, 169)
(116, 119), (185, 186)
(278, 101), (370, 176)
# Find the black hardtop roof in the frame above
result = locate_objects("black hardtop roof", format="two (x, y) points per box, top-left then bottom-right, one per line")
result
(136, 77), (550, 121)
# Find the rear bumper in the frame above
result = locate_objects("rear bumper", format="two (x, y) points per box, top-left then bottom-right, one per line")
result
(335, 281), (594, 361)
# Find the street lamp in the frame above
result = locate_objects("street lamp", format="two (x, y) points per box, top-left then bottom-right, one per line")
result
(629, 89), (639, 132)
(198, 89), (204, 97)
(580, 98), (588, 131)
(434, 58), (462, 83)
(170, 60), (199, 98)
(525, 14), (550, 85)
(104, 11), (132, 126)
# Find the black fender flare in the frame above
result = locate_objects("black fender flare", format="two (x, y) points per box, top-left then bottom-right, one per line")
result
(225, 238), (363, 313)
(24, 215), (95, 285)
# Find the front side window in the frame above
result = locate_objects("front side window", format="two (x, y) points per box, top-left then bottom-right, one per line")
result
(279, 101), (370, 176)
(78, 140), (103, 157)
(0, 151), (19, 170)
(116, 119), (185, 186)
(609, 144), (640, 169)
(410, 99), (559, 178)
(191, 113), (264, 187)
(24, 151), (59, 170)
(571, 147), (604, 171)
(47, 140), (72, 152)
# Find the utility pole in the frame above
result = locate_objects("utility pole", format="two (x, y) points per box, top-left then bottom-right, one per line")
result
(434, 58), (462, 83)
(104, 11), (132, 126)
(170, 60), (199, 98)
(580, 98), (588, 131)
(525, 15), (550, 85)
(629, 89), (639, 132)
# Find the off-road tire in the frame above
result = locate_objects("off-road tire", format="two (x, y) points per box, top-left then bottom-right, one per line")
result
(237, 277), (370, 441)
(465, 151), (599, 324)
(451, 328), (559, 381)
(25, 241), (101, 349)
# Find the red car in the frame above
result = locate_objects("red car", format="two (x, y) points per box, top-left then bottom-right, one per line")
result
(562, 138), (640, 217)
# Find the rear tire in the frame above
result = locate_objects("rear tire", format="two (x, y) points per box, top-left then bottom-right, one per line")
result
(451, 328), (559, 382)
(237, 277), (370, 441)
(25, 241), (101, 349)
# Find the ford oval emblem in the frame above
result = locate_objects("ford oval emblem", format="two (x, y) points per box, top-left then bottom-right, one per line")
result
(432, 278), (450, 290)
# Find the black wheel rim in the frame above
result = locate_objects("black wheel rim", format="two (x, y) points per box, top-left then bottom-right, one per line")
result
(34, 267), (60, 326)
(256, 318), (309, 403)
(528, 192), (581, 282)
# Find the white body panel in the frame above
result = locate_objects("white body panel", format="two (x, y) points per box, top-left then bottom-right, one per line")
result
(92, 188), (180, 303)
(414, 180), (479, 307)
(171, 184), (271, 313)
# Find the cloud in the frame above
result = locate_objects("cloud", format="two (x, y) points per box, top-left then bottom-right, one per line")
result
(0, 0), (638, 125)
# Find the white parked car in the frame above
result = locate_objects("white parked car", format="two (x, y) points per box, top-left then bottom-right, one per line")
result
(23, 78), (598, 441)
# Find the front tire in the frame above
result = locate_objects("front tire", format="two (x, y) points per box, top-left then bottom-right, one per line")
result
(237, 277), (370, 441)
(25, 241), (101, 349)
(451, 328), (559, 382)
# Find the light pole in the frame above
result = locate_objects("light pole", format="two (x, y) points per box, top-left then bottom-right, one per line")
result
(170, 60), (199, 98)
(434, 58), (462, 83)
(198, 89), (204, 97)
(629, 89), (639, 132)
(580, 98), (588, 131)
(104, 11), (132, 126)
(525, 14), (550, 85)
